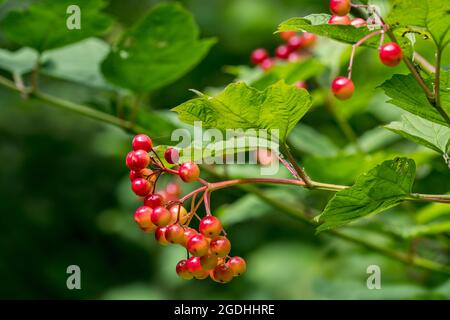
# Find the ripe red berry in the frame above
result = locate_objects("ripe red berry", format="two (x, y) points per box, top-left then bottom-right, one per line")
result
(155, 226), (170, 245)
(328, 15), (351, 25)
(131, 178), (151, 196)
(199, 216), (223, 238)
(166, 182), (181, 198)
(330, 0), (351, 16)
(132, 134), (153, 152)
(178, 162), (200, 183)
(350, 18), (367, 28)
(176, 259), (193, 280)
(127, 150), (150, 171)
(186, 256), (204, 277)
(181, 228), (198, 247)
(164, 147), (179, 164)
(287, 35), (303, 51)
(200, 253), (218, 270)
(151, 206), (171, 227)
(212, 263), (234, 283)
(300, 32), (317, 47)
(275, 45), (291, 60)
(129, 170), (140, 181)
(379, 43), (403, 67)
(295, 81), (307, 89)
(134, 206), (155, 231)
(187, 234), (209, 257)
(260, 58), (274, 71)
(331, 76), (354, 100)
(250, 48), (269, 65)
(210, 236), (231, 257)
(227, 256), (247, 276)
(165, 224), (185, 244)
(143, 193), (164, 208)
(279, 31), (296, 41)
(169, 205), (189, 225)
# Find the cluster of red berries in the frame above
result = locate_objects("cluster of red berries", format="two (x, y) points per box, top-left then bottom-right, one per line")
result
(125, 134), (246, 283)
(328, 0), (403, 100)
(250, 31), (316, 89)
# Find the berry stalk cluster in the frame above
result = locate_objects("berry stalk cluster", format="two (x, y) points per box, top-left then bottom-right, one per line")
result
(125, 134), (246, 283)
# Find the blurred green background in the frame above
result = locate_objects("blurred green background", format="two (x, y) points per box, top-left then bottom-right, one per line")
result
(0, 0), (449, 299)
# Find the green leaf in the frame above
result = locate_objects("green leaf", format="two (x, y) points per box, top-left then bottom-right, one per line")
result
(317, 158), (416, 232)
(379, 74), (448, 127)
(42, 38), (115, 90)
(385, 113), (450, 154)
(101, 3), (215, 93)
(172, 81), (312, 142)
(441, 71), (450, 118)
(0, 0), (112, 52)
(387, 0), (450, 48)
(416, 203), (450, 224)
(395, 221), (450, 238)
(278, 14), (378, 46)
(0, 47), (38, 75)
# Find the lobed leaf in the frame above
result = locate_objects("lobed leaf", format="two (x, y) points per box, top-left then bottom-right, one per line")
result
(101, 3), (215, 93)
(172, 81), (312, 142)
(317, 158), (416, 232)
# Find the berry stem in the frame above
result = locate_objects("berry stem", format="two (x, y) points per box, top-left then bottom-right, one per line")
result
(347, 29), (383, 79)
(203, 191), (212, 215)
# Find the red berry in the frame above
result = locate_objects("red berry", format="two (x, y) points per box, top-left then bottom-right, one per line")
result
(176, 259), (193, 280)
(151, 206), (171, 227)
(330, 0), (351, 16)
(194, 270), (210, 280)
(134, 206), (155, 230)
(129, 170), (140, 181)
(164, 147), (179, 164)
(210, 236), (231, 257)
(295, 81), (307, 89)
(279, 31), (296, 41)
(178, 162), (200, 183)
(186, 256), (204, 277)
(199, 216), (223, 238)
(287, 35), (303, 51)
(227, 256), (247, 276)
(165, 224), (185, 244)
(166, 182), (181, 198)
(155, 226), (170, 245)
(131, 178), (151, 196)
(143, 193), (163, 208)
(379, 43), (403, 67)
(127, 150), (150, 171)
(275, 45), (291, 60)
(300, 32), (316, 47)
(169, 205), (189, 225)
(212, 264), (234, 283)
(260, 58), (274, 71)
(200, 253), (218, 270)
(331, 76), (354, 100)
(350, 18), (367, 28)
(187, 234), (209, 257)
(132, 134), (153, 152)
(328, 15), (351, 25)
(181, 228), (198, 247)
(251, 48), (269, 65)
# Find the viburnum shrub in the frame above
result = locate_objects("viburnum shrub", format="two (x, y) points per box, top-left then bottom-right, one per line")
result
(0, 0), (449, 283)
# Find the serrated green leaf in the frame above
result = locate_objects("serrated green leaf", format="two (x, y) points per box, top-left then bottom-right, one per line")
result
(0, 47), (38, 75)
(172, 81), (312, 142)
(379, 74), (448, 127)
(42, 38), (115, 90)
(0, 0), (112, 52)
(278, 14), (376, 46)
(101, 3), (215, 93)
(387, 0), (450, 48)
(385, 113), (450, 154)
(317, 158), (416, 232)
